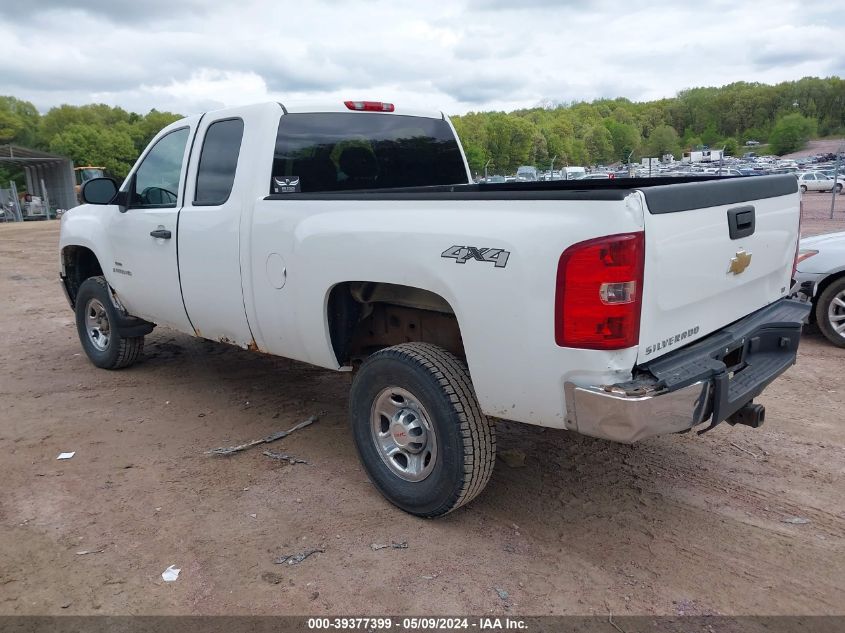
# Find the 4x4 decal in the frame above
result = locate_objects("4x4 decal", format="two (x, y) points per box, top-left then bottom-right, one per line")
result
(441, 245), (510, 268)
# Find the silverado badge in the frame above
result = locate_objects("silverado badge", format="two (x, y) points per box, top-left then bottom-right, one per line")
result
(728, 249), (752, 275)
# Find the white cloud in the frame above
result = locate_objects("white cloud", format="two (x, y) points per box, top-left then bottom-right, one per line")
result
(1, 0), (842, 116)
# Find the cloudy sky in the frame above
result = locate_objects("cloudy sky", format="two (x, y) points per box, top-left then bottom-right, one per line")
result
(1, 0), (843, 117)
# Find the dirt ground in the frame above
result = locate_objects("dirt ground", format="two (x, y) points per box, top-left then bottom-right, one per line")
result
(1, 205), (844, 616)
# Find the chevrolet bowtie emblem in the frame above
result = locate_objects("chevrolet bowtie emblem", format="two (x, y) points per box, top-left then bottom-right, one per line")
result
(728, 249), (752, 275)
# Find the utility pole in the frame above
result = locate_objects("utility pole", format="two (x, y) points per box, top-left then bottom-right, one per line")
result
(484, 159), (492, 180)
(549, 155), (557, 181)
(831, 145), (844, 220)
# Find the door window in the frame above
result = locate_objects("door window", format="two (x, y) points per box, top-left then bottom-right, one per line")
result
(130, 127), (189, 208)
(194, 118), (244, 205)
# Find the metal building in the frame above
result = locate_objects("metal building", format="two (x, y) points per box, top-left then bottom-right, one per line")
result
(0, 144), (77, 215)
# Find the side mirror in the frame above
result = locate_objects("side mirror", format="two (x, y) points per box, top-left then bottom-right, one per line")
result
(81, 177), (119, 205)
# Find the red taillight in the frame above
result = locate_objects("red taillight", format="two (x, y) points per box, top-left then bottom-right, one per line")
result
(555, 232), (645, 350)
(344, 100), (395, 112)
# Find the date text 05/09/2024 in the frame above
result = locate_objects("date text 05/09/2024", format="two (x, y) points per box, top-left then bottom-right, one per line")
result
(306, 617), (528, 630)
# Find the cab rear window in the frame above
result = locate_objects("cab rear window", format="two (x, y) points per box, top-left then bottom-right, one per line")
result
(271, 113), (467, 193)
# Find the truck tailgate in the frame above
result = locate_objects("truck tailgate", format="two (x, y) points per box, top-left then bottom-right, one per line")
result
(637, 175), (799, 362)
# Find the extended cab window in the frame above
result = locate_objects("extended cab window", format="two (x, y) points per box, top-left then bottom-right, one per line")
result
(129, 127), (189, 208)
(194, 118), (244, 205)
(271, 113), (467, 193)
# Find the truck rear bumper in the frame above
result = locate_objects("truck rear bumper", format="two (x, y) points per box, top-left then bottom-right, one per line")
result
(564, 298), (810, 443)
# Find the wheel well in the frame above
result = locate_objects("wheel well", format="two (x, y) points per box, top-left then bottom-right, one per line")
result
(811, 271), (845, 322)
(327, 282), (465, 366)
(62, 246), (103, 306)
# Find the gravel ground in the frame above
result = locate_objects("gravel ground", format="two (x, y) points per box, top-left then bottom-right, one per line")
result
(1, 216), (843, 616)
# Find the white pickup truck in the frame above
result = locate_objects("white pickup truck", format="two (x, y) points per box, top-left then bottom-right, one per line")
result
(60, 100), (809, 517)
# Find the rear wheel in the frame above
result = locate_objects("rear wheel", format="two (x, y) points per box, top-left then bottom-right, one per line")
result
(75, 276), (145, 369)
(800, 184), (807, 193)
(349, 343), (495, 517)
(816, 277), (845, 348)
(835, 183), (843, 195)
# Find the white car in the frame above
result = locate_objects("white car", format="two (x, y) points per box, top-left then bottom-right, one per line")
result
(794, 231), (845, 347)
(797, 171), (844, 194)
(60, 100), (807, 516)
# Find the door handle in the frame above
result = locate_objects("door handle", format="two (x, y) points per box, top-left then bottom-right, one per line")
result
(727, 205), (755, 240)
(150, 229), (172, 239)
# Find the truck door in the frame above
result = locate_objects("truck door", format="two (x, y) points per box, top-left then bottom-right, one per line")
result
(177, 110), (254, 345)
(105, 121), (196, 333)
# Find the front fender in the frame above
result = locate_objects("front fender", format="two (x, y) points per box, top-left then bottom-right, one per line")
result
(59, 205), (115, 282)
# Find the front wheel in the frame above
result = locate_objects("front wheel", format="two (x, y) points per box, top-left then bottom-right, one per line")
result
(75, 276), (145, 369)
(835, 183), (843, 195)
(816, 277), (845, 348)
(800, 184), (807, 193)
(349, 343), (496, 517)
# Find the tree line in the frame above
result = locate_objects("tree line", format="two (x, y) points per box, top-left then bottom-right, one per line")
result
(451, 76), (844, 174)
(0, 97), (182, 186)
(1, 76), (843, 188)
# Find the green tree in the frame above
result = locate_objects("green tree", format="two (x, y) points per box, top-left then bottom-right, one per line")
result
(769, 113), (816, 155)
(685, 136), (704, 151)
(452, 112), (489, 174)
(645, 125), (681, 158)
(721, 137), (739, 156)
(0, 109), (23, 143)
(0, 96), (40, 145)
(530, 131), (549, 166)
(484, 114), (535, 173)
(585, 125), (613, 164)
(49, 124), (137, 178)
(37, 103), (134, 148)
(605, 120), (641, 162)
(462, 143), (486, 176)
(131, 109), (183, 152)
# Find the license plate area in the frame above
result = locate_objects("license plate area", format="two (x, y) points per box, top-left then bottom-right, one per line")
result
(637, 299), (809, 432)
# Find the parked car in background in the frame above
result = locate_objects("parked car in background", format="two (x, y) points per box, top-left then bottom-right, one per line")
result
(516, 165), (538, 182)
(485, 175), (506, 183)
(561, 166), (587, 179)
(819, 170), (845, 182)
(797, 171), (843, 194)
(794, 232), (845, 347)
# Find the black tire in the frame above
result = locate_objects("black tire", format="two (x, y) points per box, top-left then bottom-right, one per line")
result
(349, 343), (495, 517)
(815, 277), (845, 348)
(75, 276), (144, 369)
(799, 184), (807, 193)
(835, 183), (843, 195)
